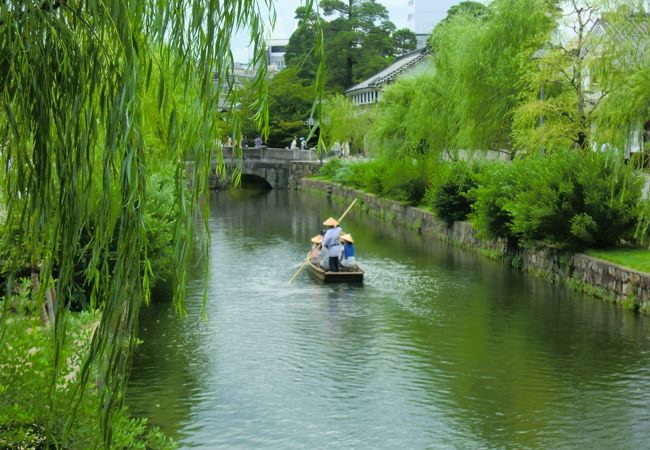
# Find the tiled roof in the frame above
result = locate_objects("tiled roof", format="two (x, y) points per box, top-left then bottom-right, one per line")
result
(345, 47), (431, 94)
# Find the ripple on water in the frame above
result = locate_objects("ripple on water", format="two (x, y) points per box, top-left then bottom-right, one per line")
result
(127, 191), (650, 450)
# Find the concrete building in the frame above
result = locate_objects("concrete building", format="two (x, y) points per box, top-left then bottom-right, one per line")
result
(407, 0), (440, 35)
(266, 38), (289, 70)
(345, 47), (433, 106)
(214, 63), (279, 111)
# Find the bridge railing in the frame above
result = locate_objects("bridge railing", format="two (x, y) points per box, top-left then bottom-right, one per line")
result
(221, 146), (318, 161)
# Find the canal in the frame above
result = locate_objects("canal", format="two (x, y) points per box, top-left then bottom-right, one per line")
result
(128, 190), (650, 449)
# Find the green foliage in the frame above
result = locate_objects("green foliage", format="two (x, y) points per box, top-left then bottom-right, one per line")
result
(444, 1), (490, 21)
(323, 94), (375, 154)
(285, 0), (412, 91)
(505, 150), (643, 250)
(320, 156), (432, 205)
(0, 304), (174, 449)
(427, 0), (557, 153)
(0, 221), (32, 283)
(470, 162), (517, 241)
(144, 170), (177, 285)
(0, 0), (323, 446)
(319, 158), (345, 179)
(370, 75), (444, 158)
(267, 67), (315, 147)
(392, 28), (418, 55)
(425, 161), (479, 225)
(590, 7), (650, 153)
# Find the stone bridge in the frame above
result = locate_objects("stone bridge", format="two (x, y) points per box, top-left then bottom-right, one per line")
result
(209, 146), (323, 189)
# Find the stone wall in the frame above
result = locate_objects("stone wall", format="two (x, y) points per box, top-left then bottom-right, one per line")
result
(287, 162), (321, 189)
(302, 178), (650, 313)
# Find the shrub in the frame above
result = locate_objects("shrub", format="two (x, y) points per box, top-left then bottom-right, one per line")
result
(425, 161), (479, 225)
(318, 158), (344, 179)
(378, 158), (431, 205)
(506, 150), (643, 250)
(0, 298), (174, 449)
(470, 161), (517, 242)
(144, 170), (177, 285)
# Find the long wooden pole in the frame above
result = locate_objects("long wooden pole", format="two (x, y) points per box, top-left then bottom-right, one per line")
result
(288, 198), (358, 284)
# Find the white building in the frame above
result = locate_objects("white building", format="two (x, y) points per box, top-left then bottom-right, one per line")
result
(345, 47), (433, 106)
(214, 63), (279, 111)
(266, 38), (289, 70)
(407, 0), (441, 35)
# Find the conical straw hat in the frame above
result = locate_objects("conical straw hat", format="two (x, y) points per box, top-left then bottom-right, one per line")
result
(341, 233), (354, 243)
(311, 234), (323, 244)
(323, 217), (339, 226)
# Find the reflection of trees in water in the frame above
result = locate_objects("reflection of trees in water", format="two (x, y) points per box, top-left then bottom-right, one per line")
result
(368, 242), (650, 448)
(127, 291), (207, 440)
(210, 190), (354, 252)
(131, 190), (650, 448)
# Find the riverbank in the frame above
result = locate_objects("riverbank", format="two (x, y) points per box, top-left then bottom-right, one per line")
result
(301, 178), (650, 313)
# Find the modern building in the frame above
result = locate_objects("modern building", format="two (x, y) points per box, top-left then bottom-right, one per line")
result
(407, 0), (440, 35)
(345, 47), (433, 106)
(214, 63), (279, 111)
(266, 38), (289, 70)
(415, 33), (430, 50)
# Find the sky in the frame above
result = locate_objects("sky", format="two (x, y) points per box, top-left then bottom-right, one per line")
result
(232, 0), (468, 63)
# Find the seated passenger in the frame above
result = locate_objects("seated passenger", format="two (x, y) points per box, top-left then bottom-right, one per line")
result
(319, 247), (330, 270)
(340, 234), (356, 268)
(309, 235), (322, 263)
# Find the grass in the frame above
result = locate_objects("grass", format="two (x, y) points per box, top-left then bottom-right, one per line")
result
(585, 248), (650, 273)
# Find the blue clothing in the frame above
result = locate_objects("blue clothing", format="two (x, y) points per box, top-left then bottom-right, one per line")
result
(343, 243), (355, 259)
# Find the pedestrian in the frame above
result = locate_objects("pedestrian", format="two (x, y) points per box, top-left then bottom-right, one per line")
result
(300, 137), (306, 150)
(290, 136), (297, 149)
(254, 135), (263, 148)
(321, 217), (342, 272)
(225, 136), (232, 148)
(333, 141), (342, 158)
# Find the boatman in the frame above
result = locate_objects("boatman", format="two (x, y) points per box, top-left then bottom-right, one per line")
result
(322, 217), (342, 272)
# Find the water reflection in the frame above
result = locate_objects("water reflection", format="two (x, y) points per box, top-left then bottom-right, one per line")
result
(128, 190), (650, 449)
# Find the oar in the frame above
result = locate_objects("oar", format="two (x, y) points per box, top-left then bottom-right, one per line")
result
(288, 198), (358, 284)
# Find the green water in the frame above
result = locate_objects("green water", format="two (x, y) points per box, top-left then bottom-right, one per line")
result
(128, 190), (650, 449)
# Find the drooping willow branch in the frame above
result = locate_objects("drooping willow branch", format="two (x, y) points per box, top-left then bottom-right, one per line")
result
(0, 0), (325, 447)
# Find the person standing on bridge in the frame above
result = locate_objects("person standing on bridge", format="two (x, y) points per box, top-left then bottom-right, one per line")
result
(290, 136), (297, 149)
(254, 135), (263, 148)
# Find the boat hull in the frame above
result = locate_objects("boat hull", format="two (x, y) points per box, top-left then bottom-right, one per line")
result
(307, 259), (364, 283)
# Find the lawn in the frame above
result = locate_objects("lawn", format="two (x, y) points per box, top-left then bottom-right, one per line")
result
(585, 248), (650, 273)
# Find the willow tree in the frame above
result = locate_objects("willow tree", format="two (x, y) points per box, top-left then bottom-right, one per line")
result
(0, 0), (323, 446)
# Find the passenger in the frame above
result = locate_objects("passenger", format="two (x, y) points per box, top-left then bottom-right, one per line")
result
(340, 234), (356, 268)
(321, 217), (342, 272)
(309, 235), (322, 263)
(319, 246), (330, 270)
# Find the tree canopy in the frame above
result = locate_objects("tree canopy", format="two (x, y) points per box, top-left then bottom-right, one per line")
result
(285, 0), (416, 91)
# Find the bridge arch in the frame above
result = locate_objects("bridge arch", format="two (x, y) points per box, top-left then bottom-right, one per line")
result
(240, 173), (273, 190)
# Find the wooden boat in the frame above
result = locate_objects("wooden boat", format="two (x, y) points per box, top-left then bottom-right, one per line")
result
(306, 253), (364, 283)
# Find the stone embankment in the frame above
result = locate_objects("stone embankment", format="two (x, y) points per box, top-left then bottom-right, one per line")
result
(302, 179), (650, 313)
